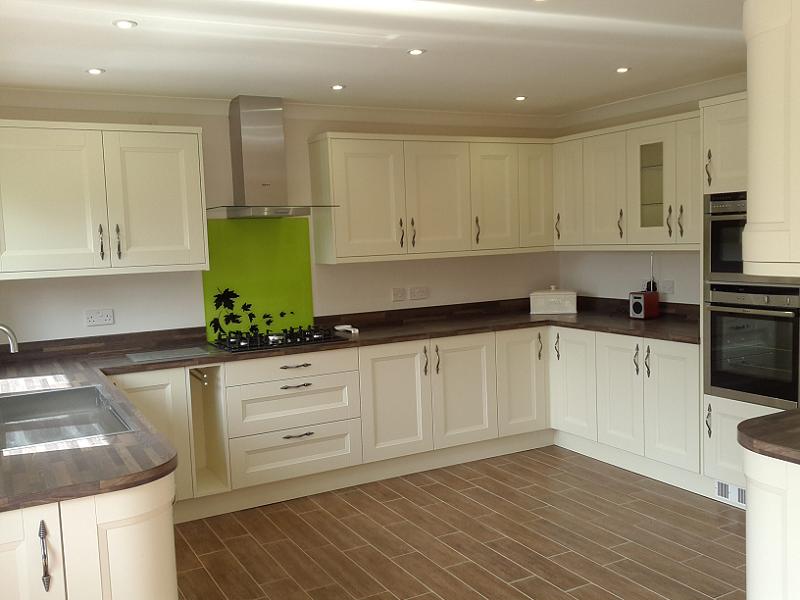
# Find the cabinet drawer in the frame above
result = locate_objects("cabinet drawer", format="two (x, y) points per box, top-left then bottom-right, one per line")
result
(229, 418), (362, 488)
(225, 348), (358, 386)
(227, 371), (361, 437)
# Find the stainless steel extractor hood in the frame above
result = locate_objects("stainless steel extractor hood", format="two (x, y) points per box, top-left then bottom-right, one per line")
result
(207, 95), (326, 219)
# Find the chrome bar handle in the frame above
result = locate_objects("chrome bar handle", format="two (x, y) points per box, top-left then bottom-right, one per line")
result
(39, 520), (51, 592)
(617, 209), (623, 239)
(706, 404), (713, 438)
(644, 345), (651, 378)
(423, 346), (429, 375)
(633, 344), (640, 375)
(115, 224), (122, 259)
(279, 382), (313, 390)
(399, 218), (405, 248)
(554, 333), (560, 361)
(280, 362), (312, 370)
(282, 431), (314, 440)
(666, 206), (673, 238)
(705, 149), (713, 187)
(98, 224), (105, 260)
(411, 218), (416, 248)
(555, 213), (561, 240)
(537, 332), (543, 361)
(475, 216), (481, 245)
(435, 345), (440, 374)
(678, 205), (685, 238)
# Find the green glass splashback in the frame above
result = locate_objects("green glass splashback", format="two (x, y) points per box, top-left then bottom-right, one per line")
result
(202, 218), (314, 342)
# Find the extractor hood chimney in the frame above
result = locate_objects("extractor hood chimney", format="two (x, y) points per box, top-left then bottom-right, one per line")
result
(207, 95), (319, 219)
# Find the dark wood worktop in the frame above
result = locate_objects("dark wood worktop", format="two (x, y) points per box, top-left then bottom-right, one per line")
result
(0, 296), (698, 511)
(739, 410), (800, 466)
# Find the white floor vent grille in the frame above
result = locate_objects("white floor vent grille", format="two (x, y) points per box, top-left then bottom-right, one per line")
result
(715, 480), (746, 508)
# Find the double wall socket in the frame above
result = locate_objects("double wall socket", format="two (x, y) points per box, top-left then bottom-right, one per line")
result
(392, 286), (431, 302)
(85, 308), (115, 327)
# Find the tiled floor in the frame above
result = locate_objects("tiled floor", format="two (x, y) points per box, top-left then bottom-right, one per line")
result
(175, 446), (747, 600)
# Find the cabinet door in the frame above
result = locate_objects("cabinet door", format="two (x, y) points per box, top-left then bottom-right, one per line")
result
(470, 143), (519, 250)
(626, 124), (677, 245)
(359, 341), (433, 462)
(703, 395), (780, 487)
(0, 503), (66, 600)
(550, 328), (597, 441)
(643, 340), (700, 471)
(0, 127), (109, 272)
(109, 369), (193, 501)
(553, 140), (584, 246)
(404, 141), (471, 253)
(331, 139), (407, 257)
(519, 145), (554, 247)
(703, 100), (748, 194)
(103, 131), (206, 267)
(583, 132), (627, 244)
(496, 328), (548, 436)
(596, 333), (644, 455)
(431, 333), (499, 448)
(675, 118), (703, 244)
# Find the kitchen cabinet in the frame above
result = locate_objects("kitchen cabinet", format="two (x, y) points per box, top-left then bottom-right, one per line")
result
(519, 145), (554, 248)
(329, 138), (407, 257)
(675, 118), (702, 244)
(553, 140), (584, 246)
(404, 141), (472, 253)
(102, 131), (207, 268)
(431, 332), (499, 448)
(642, 339), (700, 471)
(1, 502), (66, 600)
(626, 123), (677, 245)
(470, 143), (520, 250)
(109, 368), (194, 501)
(549, 327), (597, 441)
(596, 333), (645, 455)
(583, 132), (627, 245)
(702, 98), (747, 194)
(0, 127), (109, 273)
(496, 328), (549, 436)
(703, 394), (780, 488)
(359, 341), (434, 462)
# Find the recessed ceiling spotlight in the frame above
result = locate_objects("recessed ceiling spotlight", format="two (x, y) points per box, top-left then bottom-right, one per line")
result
(616, 66), (631, 74)
(331, 84), (346, 91)
(86, 67), (106, 76)
(112, 19), (138, 29)
(515, 96), (528, 102)
(408, 49), (426, 56)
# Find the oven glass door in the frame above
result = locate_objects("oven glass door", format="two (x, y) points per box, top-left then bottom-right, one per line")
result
(708, 306), (799, 403)
(707, 215), (746, 275)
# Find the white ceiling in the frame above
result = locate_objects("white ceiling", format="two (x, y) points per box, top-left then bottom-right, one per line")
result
(0, 0), (746, 115)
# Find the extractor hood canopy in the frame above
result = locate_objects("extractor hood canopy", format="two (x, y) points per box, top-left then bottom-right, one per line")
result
(207, 95), (333, 219)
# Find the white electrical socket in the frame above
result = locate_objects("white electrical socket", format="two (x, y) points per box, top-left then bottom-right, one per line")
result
(392, 287), (408, 302)
(409, 286), (430, 300)
(660, 280), (675, 294)
(85, 308), (115, 327)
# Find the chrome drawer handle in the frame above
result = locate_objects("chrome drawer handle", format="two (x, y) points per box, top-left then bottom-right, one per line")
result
(280, 382), (312, 390)
(98, 224), (105, 260)
(633, 344), (640, 375)
(399, 218), (405, 248)
(644, 345), (651, 378)
(280, 363), (312, 370)
(678, 205), (684, 238)
(537, 332), (543, 360)
(115, 223), (122, 259)
(411, 217), (416, 248)
(435, 345), (440, 374)
(555, 213), (561, 240)
(423, 346), (429, 375)
(39, 520), (51, 592)
(554, 333), (560, 361)
(617, 209), (623, 239)
(283, 431), (315, 440)
(666, 205), (673, 238)
(705, 149), (712, 187)
(706, 404), (713, 438)
(475, 216), (481, 245)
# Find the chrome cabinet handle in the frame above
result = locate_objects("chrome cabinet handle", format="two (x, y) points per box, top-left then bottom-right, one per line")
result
(475, 216), (481, 245)
(115, 224), (122, 259)
(399, 218), (405, 248)
(678, 205), (685, 238)
(423, 346), (429, 375)
(666, 206), (673, 238)
(280, 363), (312, 370)
(279, 382), (312, 390)
(633, 344), (640, 375)
(98, 224), (105, 260)
(39, 520), (51, 592)
(617, 209), (624, 239)
(555, 213), (561, 240)
(706, 404), (713, 438)
(435, 345), (440, 374)
(705, 149), (713, 187)
(554, 333), (560, 361)
(644, 345), (651, 378)
(411, 218), (416, 248)
(537, 332), (543, 360)
(282, 431), (314, 440)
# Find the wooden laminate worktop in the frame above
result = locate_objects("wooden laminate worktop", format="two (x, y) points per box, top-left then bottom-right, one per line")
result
(0, 297), (698, 511)
(739, 410), (800, 466)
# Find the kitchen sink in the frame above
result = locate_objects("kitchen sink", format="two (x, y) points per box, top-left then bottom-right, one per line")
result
(0, 386), (132, 451)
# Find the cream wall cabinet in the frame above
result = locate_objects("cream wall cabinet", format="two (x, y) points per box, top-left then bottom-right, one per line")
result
(0, 122), (207, 279)
(583, 132), (627, 245)
(431, 332), (499, 449)
(595, 333), (645, 455)
(643, 339), (700, 471)
(702, 98), (748, 195)
(404, 141), (472, 253)
(553, 140), (584, 246)
(549, 327), (597, 441)
(496, 328), (549, 436)
(470, 143), (520, 250)
(109, 368), (194, 501)
(675, 118), (703, 244)
(703, 394), (780, 488)
(519, 145), (554, 248)
(359, 340), (434, 462)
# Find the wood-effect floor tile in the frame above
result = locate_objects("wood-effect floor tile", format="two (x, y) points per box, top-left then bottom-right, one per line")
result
(225, 535), (287, 585)
(199, 549), (264, 600)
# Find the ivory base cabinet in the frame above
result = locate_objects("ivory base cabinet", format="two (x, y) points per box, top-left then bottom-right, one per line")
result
(550, 327), (598, 441)
(496, 328), (549, 437)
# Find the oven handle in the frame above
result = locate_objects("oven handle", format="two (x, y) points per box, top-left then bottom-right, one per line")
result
(706, 305), (797, 319)
(706, 213), (746, 222)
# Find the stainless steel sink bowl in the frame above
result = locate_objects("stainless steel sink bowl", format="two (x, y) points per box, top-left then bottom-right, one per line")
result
(0, 386), (132, 451)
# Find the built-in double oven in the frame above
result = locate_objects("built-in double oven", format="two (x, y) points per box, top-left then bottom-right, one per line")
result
(704, 191), (747, 282)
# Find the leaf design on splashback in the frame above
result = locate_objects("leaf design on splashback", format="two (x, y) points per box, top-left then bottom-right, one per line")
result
(210, 318), (223, 334)
(214, 288), (240, 311)
(223, 312), (242, 325)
